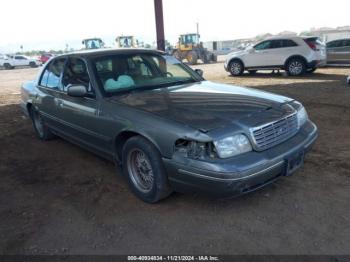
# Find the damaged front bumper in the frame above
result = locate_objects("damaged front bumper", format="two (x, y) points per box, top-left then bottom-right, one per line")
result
(163, 121), (318, 197)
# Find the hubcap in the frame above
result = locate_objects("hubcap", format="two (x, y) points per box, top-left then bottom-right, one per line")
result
(289, 61), (303, 75)
(33, 111), (44, 137)
(127, 149), (154, 193)
(230, 62), (242, 75)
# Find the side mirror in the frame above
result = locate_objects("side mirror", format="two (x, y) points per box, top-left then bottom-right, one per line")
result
(248, 47), (255, 53)
(67, 85), (87, 97)
(194, 69), (204, 77)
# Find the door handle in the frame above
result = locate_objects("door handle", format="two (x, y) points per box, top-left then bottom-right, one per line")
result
(56, 99), (64, 107)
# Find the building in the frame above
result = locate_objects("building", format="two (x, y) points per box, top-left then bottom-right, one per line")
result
(203, 39), (256, 55)
(305, 26), (350, 42)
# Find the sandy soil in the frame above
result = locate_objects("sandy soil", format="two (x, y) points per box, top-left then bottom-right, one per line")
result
(0, 64), (349, 255)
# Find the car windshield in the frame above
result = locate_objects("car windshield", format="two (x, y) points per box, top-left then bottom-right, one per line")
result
(93, 53), (202, 95)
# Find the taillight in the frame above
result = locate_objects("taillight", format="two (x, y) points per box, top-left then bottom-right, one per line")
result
(305, 40), (317, 51)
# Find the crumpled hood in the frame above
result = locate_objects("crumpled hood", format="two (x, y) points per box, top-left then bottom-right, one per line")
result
(109, 81), (294, 132)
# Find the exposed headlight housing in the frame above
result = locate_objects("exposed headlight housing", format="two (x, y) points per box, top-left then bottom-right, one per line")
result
(214, 134), (252, 159)
(297, 106), (308, 128)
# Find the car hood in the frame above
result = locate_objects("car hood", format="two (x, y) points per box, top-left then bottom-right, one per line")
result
(227, 50), (247, 58)
(109, 81), (294, 132)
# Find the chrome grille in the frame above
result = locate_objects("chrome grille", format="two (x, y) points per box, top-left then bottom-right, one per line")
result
(250, 113), (299, 151)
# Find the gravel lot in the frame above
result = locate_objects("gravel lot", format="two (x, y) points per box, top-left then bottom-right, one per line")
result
(0, 64), (349, 255)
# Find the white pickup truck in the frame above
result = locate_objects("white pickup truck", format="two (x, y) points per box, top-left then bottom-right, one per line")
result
(0, 54), (41, 69)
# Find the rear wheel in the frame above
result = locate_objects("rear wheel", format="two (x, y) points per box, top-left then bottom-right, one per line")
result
(186, 51), (198, 65)
(29, 61), (37, 68)
(229, 60), (244, 76)
(202, 53), (210, 64)
(122, 136), (172, 203)
(286, 58), (306, 76)
(30, 107), (55, 140)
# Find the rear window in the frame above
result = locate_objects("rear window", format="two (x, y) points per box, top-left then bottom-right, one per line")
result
(305, 37), (323, 45)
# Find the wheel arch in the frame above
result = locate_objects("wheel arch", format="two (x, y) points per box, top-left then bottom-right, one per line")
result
(113, 130), (163, 165)
(284, 55), (307, 69)
(228, 57), (245, 68)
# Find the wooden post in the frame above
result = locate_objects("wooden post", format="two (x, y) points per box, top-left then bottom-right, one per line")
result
(154, 0), (165, 51)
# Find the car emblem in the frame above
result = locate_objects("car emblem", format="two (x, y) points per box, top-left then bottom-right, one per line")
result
(276, 127), (285, 135)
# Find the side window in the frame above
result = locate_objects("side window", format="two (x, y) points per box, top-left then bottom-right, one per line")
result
(62, 57), (92, 93)
(343, 39), (350, 47)
(270, 40), (298, 49)
(15, 56), (25, 60)
(282, 40), (298, 48)
(39, 58), (66, 90)
(327, 40), (341, 48)
(337, 40), (345, 48)
(272, 40), (283, 49)
(254, 41), (272, 50)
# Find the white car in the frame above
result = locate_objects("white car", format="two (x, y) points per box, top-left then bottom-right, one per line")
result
(347, 75), (350, 85)
(1, 54), (41, 69)
(224, 36), (327, 76)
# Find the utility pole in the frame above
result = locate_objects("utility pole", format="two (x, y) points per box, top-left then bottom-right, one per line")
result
(154, 0), (165, 51)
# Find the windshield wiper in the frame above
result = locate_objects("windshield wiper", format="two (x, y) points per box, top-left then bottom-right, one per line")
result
(108, 79), (199, 97)
(136, 79), (198, 91)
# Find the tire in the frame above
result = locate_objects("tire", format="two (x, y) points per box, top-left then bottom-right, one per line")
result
(173, 50), (183, 62)
(229, 59), (244, 76)
(286, 58), (306, 76)
(29, 61), (37, 68)
(307, 67), (317, 73)
(211, 54), (218, 62)
(248, 70), (257, 75)
(4, 63), (12, 70)
(30, 107), (55, 140)
(122, 136), (172, 203)
(202, 53), (210, 64)
(186, 51), (198, 65)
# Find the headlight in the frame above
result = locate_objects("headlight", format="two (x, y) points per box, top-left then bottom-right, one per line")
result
(297, 106), (308, 128)
(214, 134), (252, 158)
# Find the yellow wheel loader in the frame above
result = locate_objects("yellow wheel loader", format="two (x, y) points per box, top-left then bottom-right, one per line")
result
(172, 33), (217, 65)
(115, 36), (138, 48)
(82, 38), (105, 49)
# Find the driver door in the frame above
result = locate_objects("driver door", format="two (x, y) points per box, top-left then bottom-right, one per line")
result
(244, 40), (274, 67)
(55, 57), (111, 156)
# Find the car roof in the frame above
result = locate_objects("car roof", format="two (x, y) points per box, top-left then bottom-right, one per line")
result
(57, 48), (165, 59)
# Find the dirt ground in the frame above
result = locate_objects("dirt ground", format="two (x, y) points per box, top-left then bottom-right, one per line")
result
(0, 64), (349, 255)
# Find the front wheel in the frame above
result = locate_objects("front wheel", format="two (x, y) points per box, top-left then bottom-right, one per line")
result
(186, 51), (198, 65)
(173, 50), (183, 62)
(122, 136), (172, 203)
(286, 58), (306, 76)
(4, 63), (13, 70)
(30, 107), (55, 140)
(229, 60), (244, 76)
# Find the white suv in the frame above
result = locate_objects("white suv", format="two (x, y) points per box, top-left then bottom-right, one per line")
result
(224, 36), (326, 76)
(1, 55), (40, 69)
